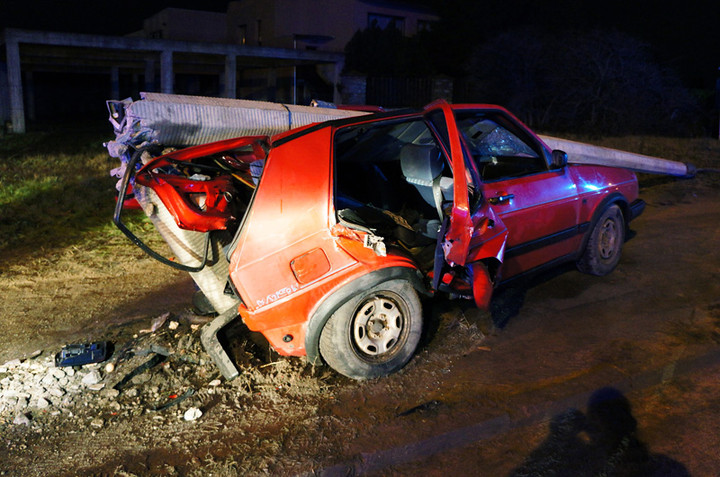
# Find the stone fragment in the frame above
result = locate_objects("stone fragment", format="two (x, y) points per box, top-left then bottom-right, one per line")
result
(41, 374), (58, 387)
(100, 388), (120, 399)
(50, 367), (66, 379)
(90, 417), (104, 429)
(36, 397), (50, 409)
(49, 387), (65, 398)
(87, 383), (105, 392)
(3, 359), (22, 369)
(13, 413), (31, 426)
(183, 407), (202, 421)
(82, 370), (102, 386)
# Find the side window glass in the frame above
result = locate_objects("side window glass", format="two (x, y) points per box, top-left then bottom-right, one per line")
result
(458, 113), (546, 182)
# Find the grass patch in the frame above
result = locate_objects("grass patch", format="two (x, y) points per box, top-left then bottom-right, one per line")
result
(0, 128), (170, 261)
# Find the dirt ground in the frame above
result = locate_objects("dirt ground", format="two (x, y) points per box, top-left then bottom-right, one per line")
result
(1, 166), (720, 476)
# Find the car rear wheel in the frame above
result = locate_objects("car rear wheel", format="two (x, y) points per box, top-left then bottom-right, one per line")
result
(577, 204), (625, 276)
(319, 279), (422, 380)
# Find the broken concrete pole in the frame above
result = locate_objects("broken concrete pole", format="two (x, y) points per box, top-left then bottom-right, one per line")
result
(541, 136), (695, 177)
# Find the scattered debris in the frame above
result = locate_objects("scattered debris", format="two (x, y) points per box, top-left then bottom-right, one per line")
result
(113, 354), (166, 392)
(12, 413), (30, 426)
(152, 388), (195, 412)
(82, 370), (103, 386)
(55, 342), (108, 367)
(183, 407), (202, 421)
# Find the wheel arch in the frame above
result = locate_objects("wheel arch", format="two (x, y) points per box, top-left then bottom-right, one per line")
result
(305, 266), (427, 366)
(579, 192), (630, 256)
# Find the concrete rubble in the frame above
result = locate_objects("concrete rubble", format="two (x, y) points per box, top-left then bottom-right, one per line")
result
(0, 315), (222, 428)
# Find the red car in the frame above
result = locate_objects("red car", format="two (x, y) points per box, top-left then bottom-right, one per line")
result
(116, 101), (644, 379)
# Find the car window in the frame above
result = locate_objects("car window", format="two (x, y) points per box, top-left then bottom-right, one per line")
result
(456, 111), (547, 182)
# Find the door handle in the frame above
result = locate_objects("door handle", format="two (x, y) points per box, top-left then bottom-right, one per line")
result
(488, 193), (514, 205)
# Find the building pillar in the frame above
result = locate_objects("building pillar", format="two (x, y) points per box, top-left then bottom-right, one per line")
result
(110, 65), (120, 99)
(223, 54), (237, 98)
(160, 49), (173, 94)
(5, 36), (25, 133)
(0, 61), (9, 125)
(145, 59), (155, 92)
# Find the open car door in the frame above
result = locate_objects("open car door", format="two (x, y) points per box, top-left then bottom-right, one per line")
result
(425, 101), (509, 309)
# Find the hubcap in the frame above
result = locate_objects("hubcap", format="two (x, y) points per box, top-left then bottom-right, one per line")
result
(598, 218), (618, 260)
(352, 295), (404, 357)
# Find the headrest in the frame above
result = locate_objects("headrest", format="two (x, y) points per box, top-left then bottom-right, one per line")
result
(400, 144), (444, 185)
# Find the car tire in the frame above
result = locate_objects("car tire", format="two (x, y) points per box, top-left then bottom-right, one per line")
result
(577, 204), (625, 276)
(319, 279), (422, 380)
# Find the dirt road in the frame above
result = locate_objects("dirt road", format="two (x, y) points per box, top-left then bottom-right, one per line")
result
(1, 173), (719, 476)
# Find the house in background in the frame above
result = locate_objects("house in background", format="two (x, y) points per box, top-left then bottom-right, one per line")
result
(131, 1), (440, 105)
(225, 0), (438, 51)
(1, 0), (441, 133)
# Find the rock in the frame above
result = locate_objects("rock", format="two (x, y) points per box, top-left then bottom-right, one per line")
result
(168, 320), (179, 330)
(82, 370), (102, 386)
(104, 362), (115, 374)
(14, 396), (29, 411)
(208, 379), (222, 387)
(131, 373), (152, 386)
(28, 350), (43, 359)
(183, 407), (202, 421)
(100, 388), (120, 399)
(36, 397), (50, 409)
(3, 359), (22, 369)
(65, 367), (75, 377)
(41, 374), (58, 387)
(87, 383), (105, 392)
(48, 387), (65, 398)
(13, 413), (31, 426)
(50, 367), (66, 379)
(90, 417), (104, 429)
(125, 388), (138, 398)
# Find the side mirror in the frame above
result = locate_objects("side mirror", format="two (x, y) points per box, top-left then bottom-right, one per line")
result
(551, 149), (568, 169)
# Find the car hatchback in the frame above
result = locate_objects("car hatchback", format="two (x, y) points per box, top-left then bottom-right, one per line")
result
(116, 101), (644, 379)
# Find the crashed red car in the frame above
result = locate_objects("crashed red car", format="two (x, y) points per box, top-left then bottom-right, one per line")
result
(116, 101), (644, 379)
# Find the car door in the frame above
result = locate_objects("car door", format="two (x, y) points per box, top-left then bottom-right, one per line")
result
(424, 102), (509, 309)
(453, 108), (581, 280)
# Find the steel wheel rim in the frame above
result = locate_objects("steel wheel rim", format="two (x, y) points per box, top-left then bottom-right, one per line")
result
(351, 293), (405, 359)
(598, 217), (618, 260)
